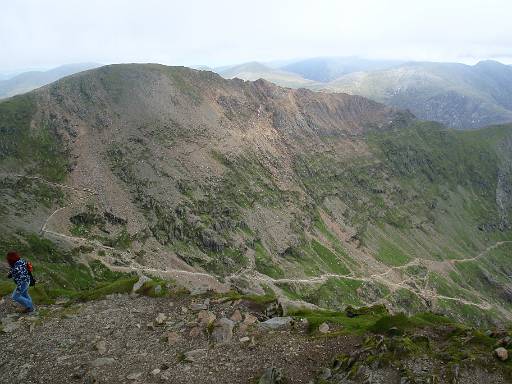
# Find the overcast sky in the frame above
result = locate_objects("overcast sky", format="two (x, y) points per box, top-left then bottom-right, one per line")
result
(1, 0), (511, 72)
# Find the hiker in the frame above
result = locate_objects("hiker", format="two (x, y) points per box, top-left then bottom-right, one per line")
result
(6, 251), (35, 313)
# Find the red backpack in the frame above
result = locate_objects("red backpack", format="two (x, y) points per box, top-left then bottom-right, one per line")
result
(26, 261), (36, 286)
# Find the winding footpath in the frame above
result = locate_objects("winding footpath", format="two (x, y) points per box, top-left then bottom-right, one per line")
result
(8, 173), (511, 314)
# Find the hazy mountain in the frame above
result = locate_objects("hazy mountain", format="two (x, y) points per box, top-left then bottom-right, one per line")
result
(325, 60), (512, 129)
(0, 62), (101, 98)
(216, 61), (315, 88)
(281, 57), (404, 82)
(1, 64), (511, 327)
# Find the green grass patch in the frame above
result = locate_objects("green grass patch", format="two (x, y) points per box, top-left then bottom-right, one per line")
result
(253, 241), (284, 279)
(290, 305), (389, 334)
(311, 239), (350, 275)
(217, 290), (277, 305)
(375, 240), (411, 267)
(306, 277), (364, 308)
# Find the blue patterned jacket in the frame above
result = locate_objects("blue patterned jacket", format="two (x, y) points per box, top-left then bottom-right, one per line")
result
(9, 259), (30, 286)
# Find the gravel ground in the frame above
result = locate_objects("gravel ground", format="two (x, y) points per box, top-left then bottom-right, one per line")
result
(0, 294), (359, 384)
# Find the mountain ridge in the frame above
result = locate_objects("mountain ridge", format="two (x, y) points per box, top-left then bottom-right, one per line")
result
(212, 58), (512, 129)
(0, 62), (101, 99)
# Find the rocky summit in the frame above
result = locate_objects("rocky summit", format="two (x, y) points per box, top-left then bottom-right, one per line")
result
(1, 64), (512, 383)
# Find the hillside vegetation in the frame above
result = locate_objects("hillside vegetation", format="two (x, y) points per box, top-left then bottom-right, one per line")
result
(0, 64), (511, 326)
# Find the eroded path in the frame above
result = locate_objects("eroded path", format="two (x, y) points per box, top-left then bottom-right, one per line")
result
(11, 173), (511, 315)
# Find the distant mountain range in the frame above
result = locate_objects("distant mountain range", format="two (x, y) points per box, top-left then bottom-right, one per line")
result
(212, 57), (512, 129)
(0, 63), (100, 99)
(216, 61), (315, 88)
(3, 58), (512, 129)
(281, 57), (404, 82)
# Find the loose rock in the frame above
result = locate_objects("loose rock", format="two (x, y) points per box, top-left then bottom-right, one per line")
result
(189, 326), (202, 338)
(495, 347), (508, 361)
(95, 339), (107, 355)
(126, 372), (143, 380)
(211, 318), (234, 343)
(90, 357), (115, 368)
(318, 367), (331, 380)
(230, 309), (243, 322)
(183, 348), (207, 363)
(258, 367), (284, 384)
(318, 322), (329, 334)
(244, 313), (258, 325)
(132, 275), (151, 293)
(167, 331), (180, 345)
(260, 317), (293, 330)
(197, 310), (216, 327)
(190, 303), (208, 311)
(155, 313), (167, 325)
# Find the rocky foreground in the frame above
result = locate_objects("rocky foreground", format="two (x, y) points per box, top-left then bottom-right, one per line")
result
(1, 281), (512, 384)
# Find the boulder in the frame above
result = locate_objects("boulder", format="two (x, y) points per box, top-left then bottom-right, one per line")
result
(167, 331), (180, 345)
(90, 357), (115, 367)
(190, 303), (208, 312)
(260, 317), (293, 330)
(189, 326), (202, 338)
(230, 309), (243, 322)
(278, 297), (319, 316)
(318, 367), (331, 380)
(1, 321), (20, 333)
(244, 313), (258, 325)
(126, 372), (143, 380)
(211, 318), (234, 343)
(258, 367), (284, 384)
(183, 348), (207, 363)
(495, 347), (508, 361)
(94, 339), (107, 355)
(197, 310), (216, 327)
(155, 313), (167, 325)
(132, 275), (151, 293)
(318, 323), (329, 334)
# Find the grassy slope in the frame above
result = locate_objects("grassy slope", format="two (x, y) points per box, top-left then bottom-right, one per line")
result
(0, 233), (182, 304)
(239, 122), (512, 323)
(0, 94), (68, 181)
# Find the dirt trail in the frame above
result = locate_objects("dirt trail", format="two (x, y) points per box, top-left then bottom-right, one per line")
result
(11, 173), (510, 316)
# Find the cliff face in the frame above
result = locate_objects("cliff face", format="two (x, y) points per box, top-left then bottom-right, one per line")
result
(1, 64), (511, 325)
